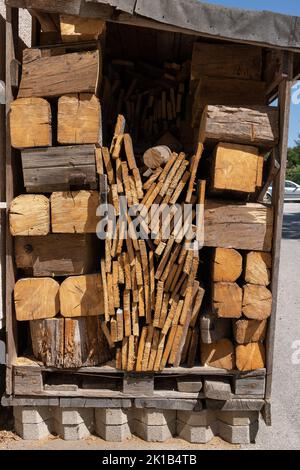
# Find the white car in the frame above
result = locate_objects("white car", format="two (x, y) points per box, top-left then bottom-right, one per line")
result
(266, 180), (300, 202)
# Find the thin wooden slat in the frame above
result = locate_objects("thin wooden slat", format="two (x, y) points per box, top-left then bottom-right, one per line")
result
(136, 326), (148, 372)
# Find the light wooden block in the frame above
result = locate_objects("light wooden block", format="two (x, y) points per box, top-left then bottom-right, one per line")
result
(10, 98), (51, 148)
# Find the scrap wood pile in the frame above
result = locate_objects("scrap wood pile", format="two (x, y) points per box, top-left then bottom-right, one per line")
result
(7, 14), (279, 373)
(102, 59), (191, 150)
(99, 118), (206, 371)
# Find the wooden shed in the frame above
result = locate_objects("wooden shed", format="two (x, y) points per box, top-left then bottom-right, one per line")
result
(2, 0), (300, 436)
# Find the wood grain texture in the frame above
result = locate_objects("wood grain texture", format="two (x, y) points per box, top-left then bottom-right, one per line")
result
(64, 317), (112, 368)
(60, 274), (104, 317)
(14, 277), (60, 321)
(212, 247), (242, 283)
(51, 190), (100, 233)
(199, 105), (278, 147)
(30, 318), (64, 367)
(14, 234), (98, 277)
(234, 319), (267, 344)
(191, 43), (262, 82)
(204, 200), (274, 251)
(212, 282), (242, 318)
(236, 342), (265, 371)
(10, 97), (52, 148)
(192, 77), (266, 127)
(10, 195), (50, 236)
(60, 15), (106, 42)
(242, 284), (272, 320)
(245, 251), (272, 286)
(57, 94), (102, 145)
(212, 143), (263, 193)
(21, 145), (97, 192)
(201, 339), (235, 370)
(18, 49), (101, 98)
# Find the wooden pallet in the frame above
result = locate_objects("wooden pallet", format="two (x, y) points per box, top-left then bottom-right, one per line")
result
(12, 357), (266, 399)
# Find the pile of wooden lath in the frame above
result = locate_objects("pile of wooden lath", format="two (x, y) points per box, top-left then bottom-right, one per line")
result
(102, 59), (190, 149)
(8, 15), (279, 373)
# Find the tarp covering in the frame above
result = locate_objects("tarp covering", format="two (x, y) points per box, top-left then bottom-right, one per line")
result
(6, 0), (300, 51)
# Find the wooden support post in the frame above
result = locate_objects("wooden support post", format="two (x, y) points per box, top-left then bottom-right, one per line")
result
(266, 52), (293, 400)
(5, 5), (19, 395)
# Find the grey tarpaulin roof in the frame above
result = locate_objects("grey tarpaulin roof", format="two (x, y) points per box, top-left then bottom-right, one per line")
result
(87, 0), (300, 50)
(5, 0), (300, 52)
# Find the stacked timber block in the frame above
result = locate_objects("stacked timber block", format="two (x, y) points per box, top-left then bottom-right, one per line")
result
(8, 23), (279, 383)
(13, 406), (259, 444)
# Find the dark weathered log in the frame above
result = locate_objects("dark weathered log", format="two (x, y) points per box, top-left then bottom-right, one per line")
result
(15, 234), (98, 277)
(18, 49), (101, 98)
(21, 145), (97, 192)
(64, 317), (112, 368)
(30, 317), (64, 367)
(199, 105), (278, 147)
(204, 200), (274, 251)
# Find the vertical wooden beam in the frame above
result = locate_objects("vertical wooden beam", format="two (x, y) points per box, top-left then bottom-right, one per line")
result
(265, 51), (293, 401)
(5, 5), (19, 395)
(0, 10), (6, 334)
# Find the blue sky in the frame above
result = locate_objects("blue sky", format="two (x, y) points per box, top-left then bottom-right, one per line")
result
(203, 1), (300, 147)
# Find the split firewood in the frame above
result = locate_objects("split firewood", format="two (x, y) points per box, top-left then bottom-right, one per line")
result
(242, 284), (272, 319)
(212, 247), (243, 282)
(212, 282), (242, 318)
(245, 251), (272, 286)
(236, 342), (265, 371)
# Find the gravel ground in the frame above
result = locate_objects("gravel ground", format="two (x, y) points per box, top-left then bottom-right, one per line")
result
(0, 205), (299, 451)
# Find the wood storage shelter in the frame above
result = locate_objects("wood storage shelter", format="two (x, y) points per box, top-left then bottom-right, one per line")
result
(2, 0), (300, 428)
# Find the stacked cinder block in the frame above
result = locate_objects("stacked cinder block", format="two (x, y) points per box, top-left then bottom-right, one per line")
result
(13, 406), (259, 444)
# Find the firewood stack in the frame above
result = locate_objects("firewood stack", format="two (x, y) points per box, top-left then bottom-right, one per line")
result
(8, 17), (279, 373)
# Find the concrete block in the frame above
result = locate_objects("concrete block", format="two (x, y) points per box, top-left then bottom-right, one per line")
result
(218, 420), (259, 444)
(95, 408), (129, 425)
(14, 406), (52, 424)
(134, 420), (176, 442)
(54, 407), (94, 426)
(57, 422), (92, 441)
(134, 409), (176, 426)
(14, 418), (52, 440)
(177, 420), (218, 444)
(177, 409), (216, 426)
(218, 410), (259, 426)
(95, 421), (132, 442)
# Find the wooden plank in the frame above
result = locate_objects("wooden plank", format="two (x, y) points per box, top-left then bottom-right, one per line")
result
(191, 42), (262, 82)
(204, 200), (274, 251)
(14, 234), (98, 277)
(18, 49), (101, 98)
(123, 372), (154, 396)
(21, 145), (97, 192)
(186, 143), (203, 203)
(203, 378), (232, 400)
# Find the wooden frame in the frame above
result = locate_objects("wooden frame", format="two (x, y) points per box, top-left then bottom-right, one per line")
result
(3, 5), (295, 421)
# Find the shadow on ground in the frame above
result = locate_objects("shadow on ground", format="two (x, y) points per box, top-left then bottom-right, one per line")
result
(282, 206), (300, 240)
